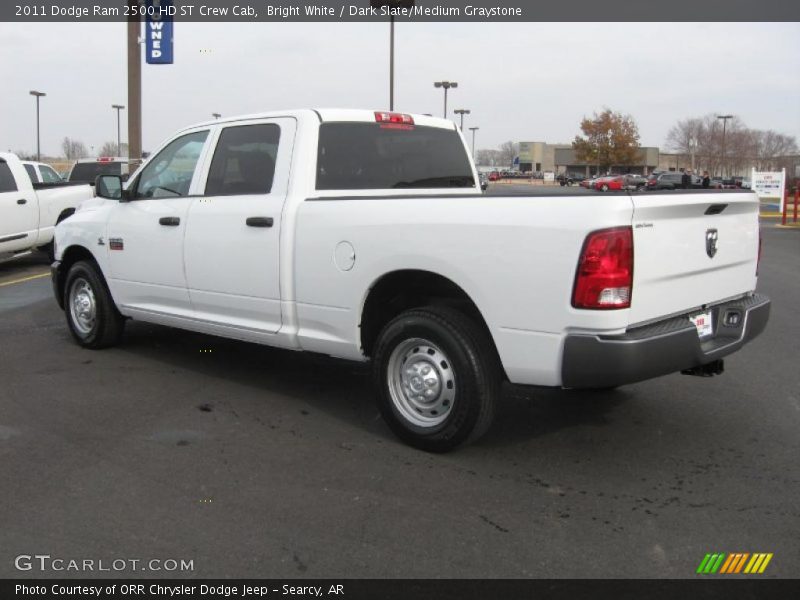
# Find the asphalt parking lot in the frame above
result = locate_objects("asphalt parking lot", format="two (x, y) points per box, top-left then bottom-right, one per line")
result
(0, 218), (798, 579)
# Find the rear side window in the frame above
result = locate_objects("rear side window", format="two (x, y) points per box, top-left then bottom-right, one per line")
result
(40, 165), (62, 183)
(206, 124), (280, 196)
(24, 164), (39, 183)
(69, 161), (122, 183)
(316, 122), (474, 190)
(0, 161), (17, 192)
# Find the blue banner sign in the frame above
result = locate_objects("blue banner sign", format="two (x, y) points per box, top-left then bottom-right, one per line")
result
(145, 0), (174, 64)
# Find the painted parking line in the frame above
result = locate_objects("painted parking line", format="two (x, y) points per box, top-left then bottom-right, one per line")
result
(0, 272), (50, 288)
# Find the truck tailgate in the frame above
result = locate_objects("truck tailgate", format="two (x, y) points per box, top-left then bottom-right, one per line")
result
(629, 191), (760, 326)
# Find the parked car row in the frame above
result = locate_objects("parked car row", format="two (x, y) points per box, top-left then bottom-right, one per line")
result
(576, 171), (754, 192)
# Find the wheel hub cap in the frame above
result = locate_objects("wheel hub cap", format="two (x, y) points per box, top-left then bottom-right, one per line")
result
(388, 338), (456, 428)
(69, 278), (96, 335)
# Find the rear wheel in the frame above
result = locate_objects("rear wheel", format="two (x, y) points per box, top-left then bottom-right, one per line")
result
(601, 184), (609, 192)
(372, 307), (500, 452)
(64, 260), (124, 349)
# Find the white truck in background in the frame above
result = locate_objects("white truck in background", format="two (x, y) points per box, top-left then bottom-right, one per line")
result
(50, 109), (770, 451)
(21, 160), (65, 184)
(0, 153), (93, 262)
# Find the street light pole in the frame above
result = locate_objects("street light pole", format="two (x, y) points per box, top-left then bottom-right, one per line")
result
(212, 113), (221, 120)
(112, 104), (125, 156)
(29, 90), (46, 161)
(468, 126), (479, 156)
(127, 3), (142, 171)
(433, 81), (457, 119)
(453, 108), (470, 131)
(371, 1), (415, 111)
(717, 114), (733, 177)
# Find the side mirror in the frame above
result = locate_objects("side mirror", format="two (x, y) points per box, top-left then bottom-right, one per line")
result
(95, 175), (129, 201)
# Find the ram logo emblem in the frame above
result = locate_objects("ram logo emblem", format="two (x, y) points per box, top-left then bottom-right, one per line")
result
(706, 228), (718, 258)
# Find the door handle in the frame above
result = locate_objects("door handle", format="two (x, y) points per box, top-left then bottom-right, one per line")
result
(159, 216), (180, 226)
(246, 217), (274, 228)
(17, 198), (27, 205)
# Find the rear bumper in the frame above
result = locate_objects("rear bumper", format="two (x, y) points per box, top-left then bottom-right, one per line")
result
(561, 293), (770, 389)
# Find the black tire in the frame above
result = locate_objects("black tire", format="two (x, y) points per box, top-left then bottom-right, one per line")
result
(372, 306), (501, 452)
(64, 260), (124, 349)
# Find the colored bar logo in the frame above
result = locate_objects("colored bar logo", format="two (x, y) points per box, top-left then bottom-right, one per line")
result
(696, 552), (773, 574)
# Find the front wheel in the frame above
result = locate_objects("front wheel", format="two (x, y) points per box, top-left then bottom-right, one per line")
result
(64, 260), (125, 348)
(372, 307), (500, 452)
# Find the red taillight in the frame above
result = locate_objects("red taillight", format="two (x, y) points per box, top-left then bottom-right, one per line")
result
(572, 227), (634, 309)
(97, 157), (113, 162)
(374, 111), (414, 125)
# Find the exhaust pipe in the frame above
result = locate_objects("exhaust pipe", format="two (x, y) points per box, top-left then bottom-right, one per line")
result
(681, 360), (725, 377)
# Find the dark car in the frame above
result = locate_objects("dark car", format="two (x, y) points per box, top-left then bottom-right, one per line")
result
(557, 173), (584, 186)
(709, 178), (737, 189)
(67, 157), (129, 185)
(645, 172), (701, 190)
(623, 174), (648, 190)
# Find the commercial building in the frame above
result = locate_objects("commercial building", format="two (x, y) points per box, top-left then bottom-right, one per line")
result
(554, 146), (660, 176)
(517, 142), (570, 173)
(515, 142), (659, 176)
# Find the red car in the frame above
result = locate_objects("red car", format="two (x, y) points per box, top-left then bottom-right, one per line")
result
(488, 172), (500, 182)
(593, 176), (624, 192)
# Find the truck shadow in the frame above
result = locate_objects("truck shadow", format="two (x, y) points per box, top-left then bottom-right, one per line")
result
(116, 321), (628, 449)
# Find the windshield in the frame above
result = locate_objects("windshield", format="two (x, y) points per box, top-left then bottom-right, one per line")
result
(316, 122), (475, 190)
(69, 161), (123, 183)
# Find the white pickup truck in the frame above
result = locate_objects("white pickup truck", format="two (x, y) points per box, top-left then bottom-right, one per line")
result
(51, 109), (770, 451)
(1, 153), (93, 263)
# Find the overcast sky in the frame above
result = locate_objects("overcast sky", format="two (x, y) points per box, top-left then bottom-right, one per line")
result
(2, 22), (799, 157)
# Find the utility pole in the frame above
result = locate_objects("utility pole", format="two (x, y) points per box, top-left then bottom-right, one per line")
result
(371, 1), (415, 111)
(128, 3), (142, 171)
(29, 91), (46, 161)
(212, 113), (221, 120)
(717, 114), (733, 177)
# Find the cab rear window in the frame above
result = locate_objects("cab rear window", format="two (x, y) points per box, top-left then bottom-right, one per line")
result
(69, 162), (123, 183)
(316, 122), (474, 191)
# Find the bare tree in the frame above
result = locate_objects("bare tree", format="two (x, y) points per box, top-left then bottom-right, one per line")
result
(98, 141), (119, 157)
(665, 114), (797, 176)
(753, 130), (798, 170)
(61, 137), (89, 160)
(475, 149), (502, 167)
(13, 150), (37, 160)
(497, 141), (519, 169)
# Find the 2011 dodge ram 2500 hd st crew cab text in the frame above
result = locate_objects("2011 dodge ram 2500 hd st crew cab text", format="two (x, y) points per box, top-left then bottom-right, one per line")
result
(50, 109), (770, 451)
(1, 152), (93, 263)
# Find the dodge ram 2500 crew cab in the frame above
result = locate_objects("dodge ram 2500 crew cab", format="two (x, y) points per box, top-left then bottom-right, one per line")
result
(50, 109), (770, 451)
(1, 153), (93, 263)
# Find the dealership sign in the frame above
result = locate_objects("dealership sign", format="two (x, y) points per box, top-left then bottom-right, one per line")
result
(751, 168), (786, 212)
(146, 0), (174, 64)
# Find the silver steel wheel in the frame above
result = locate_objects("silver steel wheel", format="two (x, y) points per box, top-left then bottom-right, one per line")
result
(387, 337), (456, 428)
(69, 277), (97, 336)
